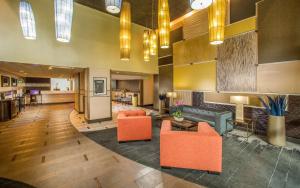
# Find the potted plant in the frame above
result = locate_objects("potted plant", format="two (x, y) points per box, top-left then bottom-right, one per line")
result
(172, 101), (184, 122)
(259, 95), (287, 147)
(158, 93), (166, 115)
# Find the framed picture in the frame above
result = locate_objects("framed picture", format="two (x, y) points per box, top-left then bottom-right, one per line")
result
(93, 77), (107, 96)
(1, 76), (10, 87)
(11, 78), (17, 87)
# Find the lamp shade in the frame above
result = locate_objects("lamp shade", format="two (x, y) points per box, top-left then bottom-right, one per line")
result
(158, 0), (170, 49)
(54, 0), (73, 43)
(208, 0), (226, 45)
(190, 0), (212, 10)
(143, 30), (150, 62)
(230, 96), (249, 105)
(167, 92), (177, 98)
(120, 1), (131, 60)
(105, 0), (122, 14)
(19, 0), (36, 40)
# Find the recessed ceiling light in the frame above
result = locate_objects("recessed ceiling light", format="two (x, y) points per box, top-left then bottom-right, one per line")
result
(190, 0), (212, 10)
(105, 0), (122, 14)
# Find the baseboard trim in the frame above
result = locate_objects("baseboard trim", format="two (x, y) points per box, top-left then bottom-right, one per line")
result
(85, 117), (112, 124)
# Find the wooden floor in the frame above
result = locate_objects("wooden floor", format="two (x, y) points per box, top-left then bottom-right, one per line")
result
(0, 104), (203, 188)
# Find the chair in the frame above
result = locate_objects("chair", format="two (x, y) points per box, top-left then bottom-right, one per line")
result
(160, 120), (222, 173)
(117, 110), (152, 142)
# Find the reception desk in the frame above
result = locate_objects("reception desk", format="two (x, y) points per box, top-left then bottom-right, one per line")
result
(0, 99), (19, 122)
(40, 91), (75, 104)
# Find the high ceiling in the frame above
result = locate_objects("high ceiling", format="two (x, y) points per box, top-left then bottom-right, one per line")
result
(75, 0), (192, 28)
(0, 62), (83, 78)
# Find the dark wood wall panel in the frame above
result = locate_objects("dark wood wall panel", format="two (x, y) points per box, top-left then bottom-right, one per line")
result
(217, 32), (257, 92)
(159, 27), (183, 58)
(230, 0), (260, 23)
(158, 65), (173, 94)
(116, 80), (141, 92)
(258, 0), (300, 64)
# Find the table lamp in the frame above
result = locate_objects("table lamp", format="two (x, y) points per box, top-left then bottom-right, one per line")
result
(230, 96), (249, 122)
(167, 92), (177, 106)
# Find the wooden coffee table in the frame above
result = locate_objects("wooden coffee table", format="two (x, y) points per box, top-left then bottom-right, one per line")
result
(163, 117), (197, 131)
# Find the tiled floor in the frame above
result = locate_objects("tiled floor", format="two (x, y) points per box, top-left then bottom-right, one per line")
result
(0, 104), (203, 188)
(86, 124), (300, 188)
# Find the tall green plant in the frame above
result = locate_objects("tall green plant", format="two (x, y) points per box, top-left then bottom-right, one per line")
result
(258, 96), (287, 116)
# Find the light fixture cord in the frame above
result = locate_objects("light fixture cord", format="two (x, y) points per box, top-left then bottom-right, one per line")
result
(151, 0), (154, 29)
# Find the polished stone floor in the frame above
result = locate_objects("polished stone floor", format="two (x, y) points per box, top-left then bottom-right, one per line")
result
(0, 104), (203, 188)
(85, 120), (300, 188)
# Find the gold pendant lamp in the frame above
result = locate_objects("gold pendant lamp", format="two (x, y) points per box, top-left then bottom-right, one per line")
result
(150, 30), (157, 56)
(208, 0), (226, 45)
(143, 30), (150, 62)
(120, 1), (131, 60)
(150, 0), (157, 56)
(158, 0), (170, 49)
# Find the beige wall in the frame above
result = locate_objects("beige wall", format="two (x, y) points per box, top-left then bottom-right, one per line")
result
(0, 0), (158, 74)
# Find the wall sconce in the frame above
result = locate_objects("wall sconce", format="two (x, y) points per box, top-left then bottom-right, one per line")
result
(230, 96), (249, 122)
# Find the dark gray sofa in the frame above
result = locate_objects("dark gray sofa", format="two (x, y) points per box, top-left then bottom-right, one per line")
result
(170, 105), (233, 135)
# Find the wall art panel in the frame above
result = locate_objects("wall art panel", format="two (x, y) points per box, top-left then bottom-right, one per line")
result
(217, 31), (257, 92)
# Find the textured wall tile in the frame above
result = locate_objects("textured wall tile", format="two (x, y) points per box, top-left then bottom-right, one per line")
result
(217, 31), (257, 92)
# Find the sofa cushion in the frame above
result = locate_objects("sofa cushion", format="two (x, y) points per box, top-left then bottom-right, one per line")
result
(182, 106), (217, 117)
(183, 113), (216, 127)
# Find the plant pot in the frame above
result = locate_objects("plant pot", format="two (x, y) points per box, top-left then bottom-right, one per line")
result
(174, 117), (184, 122)
(268, 115), (286, 147)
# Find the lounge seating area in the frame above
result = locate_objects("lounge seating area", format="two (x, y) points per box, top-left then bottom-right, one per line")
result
(1, 0), (299, 187)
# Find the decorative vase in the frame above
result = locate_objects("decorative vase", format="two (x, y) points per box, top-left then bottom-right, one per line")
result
(267, 115), (286, 147)
(174, 117), (184, 122)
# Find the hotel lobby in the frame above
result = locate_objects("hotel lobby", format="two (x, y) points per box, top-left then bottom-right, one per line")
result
(0, 0), (299, 187)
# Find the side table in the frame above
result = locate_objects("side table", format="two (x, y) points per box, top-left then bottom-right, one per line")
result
(226, 118), (255, 140)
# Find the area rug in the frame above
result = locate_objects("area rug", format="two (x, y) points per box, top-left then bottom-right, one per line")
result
(84, 121), (300, 188)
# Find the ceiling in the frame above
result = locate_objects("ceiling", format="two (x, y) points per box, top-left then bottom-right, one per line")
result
(75, 0), (192, 28)
(0, 62), (83, 78)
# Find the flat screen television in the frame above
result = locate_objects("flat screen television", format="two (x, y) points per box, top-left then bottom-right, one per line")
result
(30, 90), (40, 95)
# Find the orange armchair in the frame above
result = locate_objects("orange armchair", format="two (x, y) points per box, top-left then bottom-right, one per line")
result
(160, 120), (222, 173)
(117, 110), (152, 142)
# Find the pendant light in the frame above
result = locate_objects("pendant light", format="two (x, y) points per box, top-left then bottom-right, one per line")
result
(208, 0), (226, 45)
(158, 0), (170, 49)
(143, 30), (150, 62)
(150, 0), (157, 56)
(105, 0), (122, 14)
(190, 0), (212, 10)
(55, 0), (73, 43)
(150, 30), (157, 56)
(120, 1), (131, 60)
(19, 0), (36, 40)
